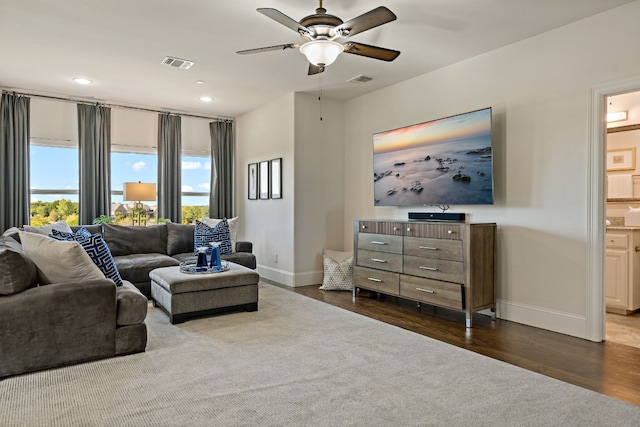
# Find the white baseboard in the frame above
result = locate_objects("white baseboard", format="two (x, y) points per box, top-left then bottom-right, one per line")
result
(497, 299), (588, 339)
(257, 265), (322, 287)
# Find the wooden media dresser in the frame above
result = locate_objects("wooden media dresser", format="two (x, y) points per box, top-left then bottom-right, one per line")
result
(353, 219), (496, 328)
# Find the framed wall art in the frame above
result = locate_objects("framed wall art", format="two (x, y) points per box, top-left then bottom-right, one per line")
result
(270, 158), (282, 199)
(248, 163), (258, 200)
(607, 147), (636, 171)
(259, 160), (270, 199)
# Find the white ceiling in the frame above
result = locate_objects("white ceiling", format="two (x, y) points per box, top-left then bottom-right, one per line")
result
(0, 0), (635, 118)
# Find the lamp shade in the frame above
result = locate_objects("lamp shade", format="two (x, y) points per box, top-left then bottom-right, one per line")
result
(123, 182), (156, 201)
(299, 40), (343, 67)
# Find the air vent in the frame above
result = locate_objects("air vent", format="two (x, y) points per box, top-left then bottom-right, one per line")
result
(161, 56), (195, 70)
(347, 74), (373, 84)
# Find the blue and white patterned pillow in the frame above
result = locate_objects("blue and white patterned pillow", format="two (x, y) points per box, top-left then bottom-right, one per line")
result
(49, 231), (123, 286)
(50, 227), (92, 240)
(194, 219), (232, 255)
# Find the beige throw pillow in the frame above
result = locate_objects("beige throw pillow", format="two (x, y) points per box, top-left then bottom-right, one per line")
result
(23, 221), (73, 236)
(19, 232), (105, 285)
(320, 249), (353, 291)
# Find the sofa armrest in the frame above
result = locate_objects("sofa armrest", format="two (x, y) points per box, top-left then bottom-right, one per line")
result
(0, 279), (117, 378)
(235, 241), (253, 253)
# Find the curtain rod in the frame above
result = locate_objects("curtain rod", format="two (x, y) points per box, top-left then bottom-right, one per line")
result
(1, 89), (233, 122)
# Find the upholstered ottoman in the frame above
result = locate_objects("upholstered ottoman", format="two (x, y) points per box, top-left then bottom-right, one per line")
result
(149, 263), (259, 324)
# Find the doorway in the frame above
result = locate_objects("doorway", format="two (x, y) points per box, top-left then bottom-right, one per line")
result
(604, 90), (640, 348)
(587, 76), (640, 343)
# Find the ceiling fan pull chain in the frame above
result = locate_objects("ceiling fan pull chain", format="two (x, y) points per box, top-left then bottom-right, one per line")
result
(319, 73), (323, 121)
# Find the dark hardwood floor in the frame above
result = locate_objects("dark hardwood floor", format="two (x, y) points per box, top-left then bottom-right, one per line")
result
(273, 283), (640, 407)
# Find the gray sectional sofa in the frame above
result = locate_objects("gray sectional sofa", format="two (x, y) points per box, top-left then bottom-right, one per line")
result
(0, 222), (256, 378)
(0, 234), (148, 378)
(96, 222), (256, 298)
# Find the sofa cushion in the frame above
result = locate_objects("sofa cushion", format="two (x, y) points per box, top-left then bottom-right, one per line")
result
(116, 281), (148, 326)
(113, 253), (179, 284)
(0, 236), (38, 295)
(22, 221), (73, 236)
(102, 224), (168, 256)
(167, 223), (195, 256)
(194, 220), (232, 255)
(50, 229), (123, 286)
(19, 232), (105, 285)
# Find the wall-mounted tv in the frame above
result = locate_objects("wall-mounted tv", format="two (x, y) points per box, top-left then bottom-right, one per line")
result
(372, 107), (493, 206)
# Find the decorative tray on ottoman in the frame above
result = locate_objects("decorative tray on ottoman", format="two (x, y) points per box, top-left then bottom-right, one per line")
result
(179, 261), (230, 274)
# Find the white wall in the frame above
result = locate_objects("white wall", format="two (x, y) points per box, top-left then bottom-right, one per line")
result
(236, 94), (296, 284)
(293, 93), (345, 284)
(236, 92), (345, 286)
(343, 1), (640, 338)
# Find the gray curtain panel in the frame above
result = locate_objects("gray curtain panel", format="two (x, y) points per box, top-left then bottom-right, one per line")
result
(0, 93), (30, 233)
(209, 120), (235, 218)
(78, 103), (112, 225)
(157, 113), (181, 223)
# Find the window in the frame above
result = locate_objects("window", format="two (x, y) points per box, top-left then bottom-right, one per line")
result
(181, 155), (210, 223)
(30, 144), (79, 226)
(111, 151), (158, 224)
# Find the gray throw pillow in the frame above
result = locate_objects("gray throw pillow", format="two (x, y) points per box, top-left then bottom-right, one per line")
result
(166, 223), (195, 256)
(102, 223), (168, 256)
(0, 236), (39, 295)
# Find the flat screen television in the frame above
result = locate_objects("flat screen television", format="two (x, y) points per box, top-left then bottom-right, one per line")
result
(372, 107), (493, 206)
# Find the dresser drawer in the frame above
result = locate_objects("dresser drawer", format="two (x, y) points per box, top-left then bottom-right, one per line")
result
(404, 222), (462, 240)
(357, 233), (403, 254)
(403, 254), (464, 283)
(400, 275), (464, 310)
(404, 236), (463, 261)
(357, 249), (403, 272)
(354, 266), (399, 295)
(606, 233), (628, 249)
(358, 221), (404, 236)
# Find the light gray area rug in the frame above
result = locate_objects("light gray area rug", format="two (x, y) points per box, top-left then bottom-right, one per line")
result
(2, 284), (639, 427)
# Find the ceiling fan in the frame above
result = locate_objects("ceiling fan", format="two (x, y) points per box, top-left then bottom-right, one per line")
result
(237, 0), (400, 75)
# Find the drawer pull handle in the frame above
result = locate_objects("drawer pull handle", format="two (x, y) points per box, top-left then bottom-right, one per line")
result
(371, 258), (387, 263)
(371, 241), (388, 245)
(367, 277), (382, 282)
(416, 287), (435, 294)
(419, 246), (438, 250)
(419, 266), (438, 271)
(361, 225), (367, 229)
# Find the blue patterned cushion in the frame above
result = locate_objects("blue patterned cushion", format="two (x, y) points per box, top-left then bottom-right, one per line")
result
(50, 231), (123, 286)
(50, 227), (92, 240)
(194, 219), (232, 255)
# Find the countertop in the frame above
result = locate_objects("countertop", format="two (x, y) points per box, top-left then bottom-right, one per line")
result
(607, 225), (640, 231)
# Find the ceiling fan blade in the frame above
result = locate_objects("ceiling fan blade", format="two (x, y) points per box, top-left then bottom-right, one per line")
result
(343, 42), (400, 62)
(333, 6), (397, 38)
(257, 8), (312, 38)
(237, 44), (297, 55)
(307, 64), (325, 76)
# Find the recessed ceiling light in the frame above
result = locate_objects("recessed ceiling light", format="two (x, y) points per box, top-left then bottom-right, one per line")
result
(196, 80), (205, 84)
(72, 77), (93, 85)
(200, 96), (213, 102)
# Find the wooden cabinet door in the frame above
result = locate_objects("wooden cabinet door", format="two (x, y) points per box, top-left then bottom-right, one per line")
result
(606, 249), (628, 309)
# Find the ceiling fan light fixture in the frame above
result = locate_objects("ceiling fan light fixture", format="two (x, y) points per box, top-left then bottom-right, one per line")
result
(299, 40), (343, 67)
